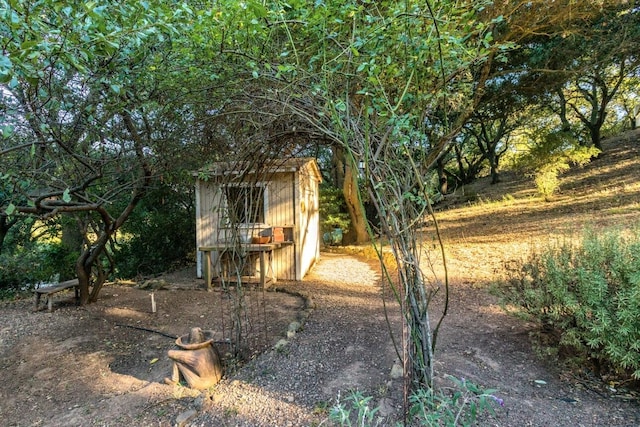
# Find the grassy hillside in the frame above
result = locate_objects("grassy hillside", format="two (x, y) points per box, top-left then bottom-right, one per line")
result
(432, 129), (640, 284)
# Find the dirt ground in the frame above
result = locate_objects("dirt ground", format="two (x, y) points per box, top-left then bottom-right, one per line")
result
(1, 133), (640, 426)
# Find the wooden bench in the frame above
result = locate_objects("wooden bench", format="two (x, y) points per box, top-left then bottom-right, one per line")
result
(34, 279), (80, 312)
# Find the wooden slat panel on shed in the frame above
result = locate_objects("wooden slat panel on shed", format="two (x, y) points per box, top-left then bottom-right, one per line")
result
(267, 172), (295, 280)
(197, 180), (225, 278)
(297, 164), (321, 280)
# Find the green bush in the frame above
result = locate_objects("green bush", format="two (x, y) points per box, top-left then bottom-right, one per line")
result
(319, 185), (351, 233)
(0, 241), (76, 296)
(113, 186), (195, 278)
(0, 214), (78, 297)
(499, 227), (640, 380)
(513, 130), (598, 201)
(408, 376), (502, 427)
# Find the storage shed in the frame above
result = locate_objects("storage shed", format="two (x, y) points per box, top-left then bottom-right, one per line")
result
(195, 157), (322, 287)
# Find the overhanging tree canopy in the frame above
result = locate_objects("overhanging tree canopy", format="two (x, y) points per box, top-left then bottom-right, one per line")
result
(0, 1), (195, 303)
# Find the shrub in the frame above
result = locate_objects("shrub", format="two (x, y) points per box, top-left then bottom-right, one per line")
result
(329, 391), (379, 427)
(112, 186), (195, 278)
(408, 377), (503, 427)
(0, 241), (75, 296)
(499, 227), (640, 380)
(319, 185), (351, 233)
(513, 130), (598, 201)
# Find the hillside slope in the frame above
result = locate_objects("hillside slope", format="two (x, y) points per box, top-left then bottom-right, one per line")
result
(433, 129), (640, 283)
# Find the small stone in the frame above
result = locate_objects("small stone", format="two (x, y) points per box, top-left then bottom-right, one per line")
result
(286, 330), (296, 339)
(288, 321), (301, 332)
(390, 362), (403, 379)
(193, 394), (206, 410)
(378, 397), (395, 416)
(175, 409), (197, 427)
(275, 339), (288, 351)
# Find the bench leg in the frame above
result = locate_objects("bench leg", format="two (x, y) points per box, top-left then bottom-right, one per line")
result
(34, 293), (41, 311)
(48, 296), (53, 312)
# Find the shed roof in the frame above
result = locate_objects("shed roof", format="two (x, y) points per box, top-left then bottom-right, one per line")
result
(195, 157), (322, 182)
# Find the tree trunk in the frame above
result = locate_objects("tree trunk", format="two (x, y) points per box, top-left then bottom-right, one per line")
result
(76, 250), (93, 305)
(589, 124), (603, 151)
(342, 156), (369, 244)
(75, 231), (111, 304)
(436, 158), (448, 195)
(0, 216), (10, 255)
(488, 152), (500, 184)
(331, 145), (345, 188)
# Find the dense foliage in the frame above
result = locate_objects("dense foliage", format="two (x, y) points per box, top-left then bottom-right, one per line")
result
(112, 184), (195, 278)
(499, 227), (640, 381)
(0, 237), (76, 296)
(319, 185), (351, 234)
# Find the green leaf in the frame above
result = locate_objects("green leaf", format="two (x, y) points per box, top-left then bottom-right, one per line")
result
(2, 125), (14, 138)
(6, 203), (16, 216)
(62, 188), (71, 203)
(0, 54), (13, 72)
(334, 100), (347, 112)
(248, 2), (267, 18)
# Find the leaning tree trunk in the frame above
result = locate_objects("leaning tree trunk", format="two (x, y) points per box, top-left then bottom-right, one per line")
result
(333, 145), (369, 244)
(342, 155), (369, 244)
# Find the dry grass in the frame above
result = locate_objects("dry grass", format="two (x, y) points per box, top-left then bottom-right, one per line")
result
(429, 131), (640, 285)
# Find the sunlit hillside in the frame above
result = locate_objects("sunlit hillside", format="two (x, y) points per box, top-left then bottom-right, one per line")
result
(432, 129), (640, 284)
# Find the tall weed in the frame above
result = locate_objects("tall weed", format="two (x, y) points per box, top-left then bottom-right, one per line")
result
(327, 377), (503, 427)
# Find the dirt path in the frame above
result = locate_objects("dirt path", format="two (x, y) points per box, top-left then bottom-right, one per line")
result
(185, 252), (405, 426)
(435, 278), (640, 426)
(2, 249), (639, 426)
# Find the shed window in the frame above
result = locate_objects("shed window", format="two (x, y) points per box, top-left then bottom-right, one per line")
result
(225, 185), (265, 224)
